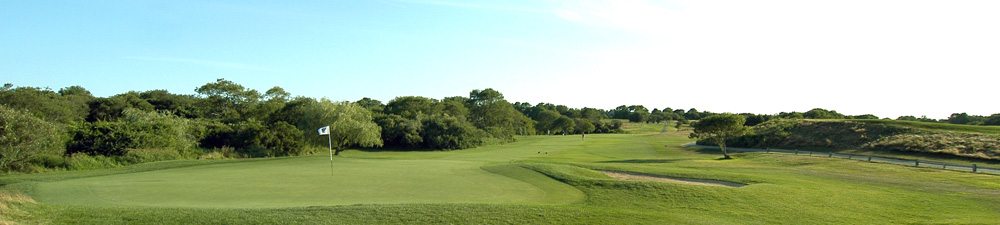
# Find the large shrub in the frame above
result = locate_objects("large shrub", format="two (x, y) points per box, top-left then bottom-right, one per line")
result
(375, 114), (424, 148)
(0, 105), (66, 171)
(730, 119), (1000, 160)
(865, 133), (1000, 160)
(255, 121), (305, 156)
(200, 120), (306, 157)
(67, 109), (199, 156)
(421, 114), (486, 150)
(727, 119), (911, 149)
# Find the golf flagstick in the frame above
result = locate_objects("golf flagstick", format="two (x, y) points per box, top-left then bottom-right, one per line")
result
(319, 125), (333, 176)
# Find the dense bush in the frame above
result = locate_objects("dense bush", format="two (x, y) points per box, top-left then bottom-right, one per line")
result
(255, 122), (305, 156)
(726, 119), (912, 149)
(728, 119), (1000, 160)
(421, 114), (486, 149)
(67, 109), (200, 156)
(375, 114), (424, 148)
(0, 106), (66, 171)
(65, 153), (124, 170)
(865, 133), (1000, 160)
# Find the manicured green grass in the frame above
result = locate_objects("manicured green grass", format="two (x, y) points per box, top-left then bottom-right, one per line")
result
(2, 125), (999, 224)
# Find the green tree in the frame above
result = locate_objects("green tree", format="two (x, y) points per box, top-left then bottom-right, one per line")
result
(0, 105), (65, 171)
(574, 119), (596, 135)
(385, 96), (439, 119)
(985, 114), (1000, 126)
(0, 86), (88, 124)
(375, 114), (423, 147)
(803, 108), (845, 119)
(689, 114), (749, 159)
(552, 116), (575, 135)
(534, 110), (561, 134)
(256, 121), (305, 156)
(355, 97), (385, 114)
(69, 109), (199, 156)
(139, 90), (199, 118)
(87, 92), (155, 121)
(324, 102), (383, 155)
(467, 88), (534, 139)
(439, 96), (470, 119)
(195, 78), (262, 123)
(947, 113), (972, 124)
(420, 114), (485, 149)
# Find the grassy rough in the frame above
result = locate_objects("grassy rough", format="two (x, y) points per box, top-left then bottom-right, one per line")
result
(730, 119), (1000, 160)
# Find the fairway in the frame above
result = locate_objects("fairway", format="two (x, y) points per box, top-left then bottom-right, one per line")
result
(4, 129), (1000, 224)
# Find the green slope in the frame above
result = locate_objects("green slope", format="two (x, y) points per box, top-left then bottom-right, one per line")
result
(2, 127), (999, 224)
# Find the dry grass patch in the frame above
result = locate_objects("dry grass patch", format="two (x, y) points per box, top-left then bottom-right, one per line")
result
(0, 192), (36, 225)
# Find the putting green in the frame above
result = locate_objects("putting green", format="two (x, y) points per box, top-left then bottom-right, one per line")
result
(32, 156), (584, 208)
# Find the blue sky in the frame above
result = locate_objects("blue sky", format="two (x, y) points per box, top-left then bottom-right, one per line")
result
(2, 0), (999, 118)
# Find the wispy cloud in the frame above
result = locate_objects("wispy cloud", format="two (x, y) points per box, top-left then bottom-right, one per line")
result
(389, 0), (549, 14)
(124, 56), (270, 71)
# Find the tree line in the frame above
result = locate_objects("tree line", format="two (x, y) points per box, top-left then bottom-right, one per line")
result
(2, 80), (996, 172)
(1, 80), (623, 172)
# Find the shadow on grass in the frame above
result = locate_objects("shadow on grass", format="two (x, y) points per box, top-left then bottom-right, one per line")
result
(598, 159), (684, 164)
(353, 147), (446, 153)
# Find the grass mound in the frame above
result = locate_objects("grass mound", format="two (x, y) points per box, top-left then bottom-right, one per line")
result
(729, 119), (1000, 160)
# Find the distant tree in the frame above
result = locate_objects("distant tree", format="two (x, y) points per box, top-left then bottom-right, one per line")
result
(70, 109), (199, 156)
(420, 114), (485, 149)
(580, 107), (606, 121)
(777, 112), (804, 119)
(355, 97), (385, 114)
(683, 108), (702, 120)
(256, 86), (291, 120)
(325, 102), (383, 155)
(803, 108), (844, 119)
(848, 114), (879, 120)
(0, 86), (88, 123)
(59, 86), (95, 119)
(552, 116), (576, 135)
(741, 113), (772, 126)
(610, 105), (631, 119)
(439, 96), (470, 119)
(385, 96), (439, 119)
(375, 114), (423, 147)
(195, 78), (262, 122)
(574, 119), (596, 135)
(256, 121), (305, 156)
(689, 114), (749, 159)
(467, 88), (533, 139)
(139, 90), (198, 118)
(534, 110), (561, 134)
(0, 105), (65, 171)
(648, 108), (664, 123)
(87, 92), (155, 121)
(947, 113), (972, 124)
(985, 114), (1000, 126)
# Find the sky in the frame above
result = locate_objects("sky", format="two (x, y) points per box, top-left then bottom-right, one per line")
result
(2, 0), (998, 119)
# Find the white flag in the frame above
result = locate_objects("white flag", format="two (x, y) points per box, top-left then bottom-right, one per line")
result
(318, 126), (330, 135)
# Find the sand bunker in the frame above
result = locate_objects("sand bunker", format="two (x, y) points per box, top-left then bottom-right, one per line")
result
(601, 171), (746, 188)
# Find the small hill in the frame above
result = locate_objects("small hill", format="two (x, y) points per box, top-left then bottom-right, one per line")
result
(828, 119), (1000, 135)
(725, 119), (1000, 160)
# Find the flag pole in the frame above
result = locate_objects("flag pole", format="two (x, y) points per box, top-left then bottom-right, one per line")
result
(327, 128), (333, 176)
